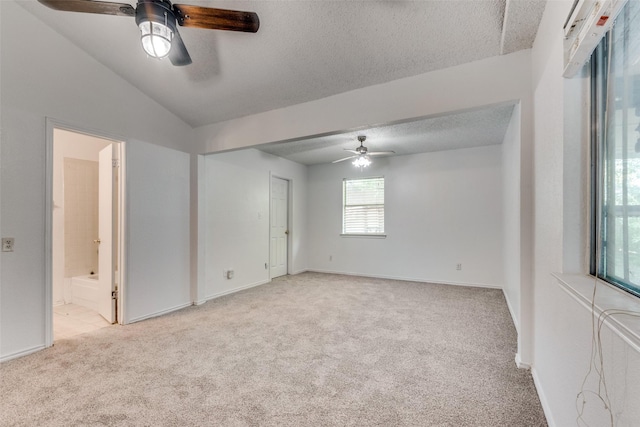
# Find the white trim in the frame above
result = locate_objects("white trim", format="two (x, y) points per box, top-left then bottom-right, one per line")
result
(531, 366), (556, 427)
(269, 173), (291, 279)
(554, 273), (640, 353)
(0, 345), (47, 363)
(269, 171), (273, 281)
(127, 301), (192, 324)
(117, 142), (127, 325)
(514, 353), (530, 369)
(45, 120), (54, 348)
(286, 178), (293, 275)
(202, 279), (271, 303)
(342, 176), (385, 236)
(503, 290), (520, 333)
(191, 154), (206, 305)
(306, 269), (502, 289)
(124, 139), (131, 324)
(45, 119), (128, 340)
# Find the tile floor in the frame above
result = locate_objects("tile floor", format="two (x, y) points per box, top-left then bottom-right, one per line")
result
(53, 303), (112, 340)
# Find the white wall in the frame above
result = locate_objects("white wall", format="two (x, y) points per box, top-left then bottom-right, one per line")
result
(308, 145), (503, 287)
(125, 141), (191, 323)
(52, 129), (112, 306)
(531, 1), (640, 425)
(203, 149), (307, 301)
(0, 0), (194, 360)
(502, 105), (521, 331)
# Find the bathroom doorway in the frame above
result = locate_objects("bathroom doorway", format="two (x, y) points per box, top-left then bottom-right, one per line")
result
(47, 126), (125, 342)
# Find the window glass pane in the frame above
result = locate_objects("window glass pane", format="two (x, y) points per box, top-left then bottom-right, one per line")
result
(343, 177), (384, 234)
(596, 0), (640, 297)
(344, 178), (384, 205)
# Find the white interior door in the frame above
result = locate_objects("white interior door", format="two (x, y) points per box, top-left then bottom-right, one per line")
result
(98, 144), (116, 323)
(270, 177), (288, 278)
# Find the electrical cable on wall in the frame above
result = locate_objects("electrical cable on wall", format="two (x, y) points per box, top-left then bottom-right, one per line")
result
(575, 25), (615, 427)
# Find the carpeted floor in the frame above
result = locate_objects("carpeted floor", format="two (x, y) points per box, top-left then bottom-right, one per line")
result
(0, 272), (547, 426)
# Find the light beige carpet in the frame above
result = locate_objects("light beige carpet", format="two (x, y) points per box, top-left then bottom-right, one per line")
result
(0, 272), (547, 426)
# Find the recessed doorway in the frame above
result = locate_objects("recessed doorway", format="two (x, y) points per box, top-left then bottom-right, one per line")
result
(46, 125), (125, 344)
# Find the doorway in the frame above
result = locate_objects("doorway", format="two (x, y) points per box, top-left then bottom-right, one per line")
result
(47, 126), (124, 343)
(270, 176), (289, 278)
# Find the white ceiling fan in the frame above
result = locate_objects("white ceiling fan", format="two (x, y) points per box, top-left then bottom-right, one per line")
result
(332, 135), (395, 167)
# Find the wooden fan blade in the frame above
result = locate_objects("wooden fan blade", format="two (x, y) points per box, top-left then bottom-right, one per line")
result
(368, 151), (396, 156)
(173, 4), (260, 33)
(38, 0), (135, 17)
(169, 27), (192, 66)
(332, 156), (357, 164)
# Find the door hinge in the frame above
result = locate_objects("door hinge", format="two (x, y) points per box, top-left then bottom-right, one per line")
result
(111, 290), (118, 300)
(112, 159), (120, 168)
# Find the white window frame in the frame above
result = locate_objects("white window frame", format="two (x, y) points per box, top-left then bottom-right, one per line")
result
(341, 176), (386, 238)
(590, 2), (640, 299)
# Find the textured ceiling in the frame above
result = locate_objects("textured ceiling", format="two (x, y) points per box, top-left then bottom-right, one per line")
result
(257, 103), (516, 165)
(501, 0), (547, 53)
(18, 0), (545, 128)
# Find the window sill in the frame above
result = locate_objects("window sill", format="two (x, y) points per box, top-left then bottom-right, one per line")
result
(553, 272), (640, 353)
(340, 233), (387, 238)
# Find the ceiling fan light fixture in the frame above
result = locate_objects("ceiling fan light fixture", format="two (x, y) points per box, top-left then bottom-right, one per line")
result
(136, 0), (176, 59)
(38, 0), (260, 67)
(352, 156), (371, 168)
(139, 21), (173, 58)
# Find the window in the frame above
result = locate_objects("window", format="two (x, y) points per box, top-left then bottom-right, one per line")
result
(342, 177), (385, 235)
(591, 1), (640, 298)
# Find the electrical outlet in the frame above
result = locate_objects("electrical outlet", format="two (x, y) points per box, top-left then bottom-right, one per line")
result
(329, 255), (332, 261)
(2, 238), (14, 252)
(227, 270), (234, 279)
(456, 263), (462, 271)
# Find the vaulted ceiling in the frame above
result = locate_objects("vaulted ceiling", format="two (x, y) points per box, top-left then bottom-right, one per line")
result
(19, 0), (545, 127)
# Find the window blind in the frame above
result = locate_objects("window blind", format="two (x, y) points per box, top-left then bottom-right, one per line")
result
(343, 177), (384, 234)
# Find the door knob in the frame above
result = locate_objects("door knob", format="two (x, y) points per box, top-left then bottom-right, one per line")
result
(284, 230), (289, 235)
(94, 239), (101, 244)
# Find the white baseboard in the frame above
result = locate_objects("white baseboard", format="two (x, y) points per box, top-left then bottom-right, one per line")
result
(514, 353), (531, 369)
(0, 344), (47, 363)
(194, 273), (308, 305)
(202, 279), (271, 303)
(127, 301), (193, 324)
(531, 366), (555, 427)
(305, 269), (501, 289)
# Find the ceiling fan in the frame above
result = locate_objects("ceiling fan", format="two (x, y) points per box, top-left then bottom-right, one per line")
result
(332, 135), (395, 167)
(37, 0), (260, 66)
